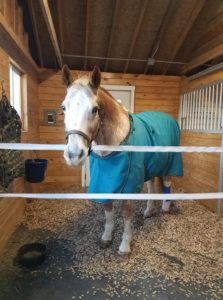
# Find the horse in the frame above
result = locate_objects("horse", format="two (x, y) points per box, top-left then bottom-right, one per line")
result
(61, 65), (183, 255)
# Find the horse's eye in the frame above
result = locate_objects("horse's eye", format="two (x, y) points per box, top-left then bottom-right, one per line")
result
(61, 105), (66, 111)
(92, 106), (98, 114)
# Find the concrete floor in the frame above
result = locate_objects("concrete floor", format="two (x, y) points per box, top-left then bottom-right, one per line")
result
(0, 224), (222, 300)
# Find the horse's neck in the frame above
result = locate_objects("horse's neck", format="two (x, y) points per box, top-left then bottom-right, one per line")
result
(95, 88), (130, 151)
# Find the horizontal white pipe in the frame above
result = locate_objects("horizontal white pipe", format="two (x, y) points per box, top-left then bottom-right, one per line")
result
(1, 193), (223, 201)
(0, 143), (223, 153)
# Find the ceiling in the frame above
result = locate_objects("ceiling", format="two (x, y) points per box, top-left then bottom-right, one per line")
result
(19, 0), (223, 77)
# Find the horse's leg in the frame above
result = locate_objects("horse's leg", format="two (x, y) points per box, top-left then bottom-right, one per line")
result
(144, 180), (156, 218)
(100, 202), (114, 248)
(119, 200), (133, 255)
(162, 176), (172, 212)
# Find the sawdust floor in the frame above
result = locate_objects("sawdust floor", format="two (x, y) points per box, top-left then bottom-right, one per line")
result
(0, 196), (223, 300)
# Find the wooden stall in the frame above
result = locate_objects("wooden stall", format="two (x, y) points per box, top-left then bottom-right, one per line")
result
(1, 0), (223, 255)
(180, 70), (223, 213)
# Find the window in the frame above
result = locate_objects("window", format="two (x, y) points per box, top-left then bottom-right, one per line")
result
(9, 64), (28, 131)
(179, 81), (223, 133)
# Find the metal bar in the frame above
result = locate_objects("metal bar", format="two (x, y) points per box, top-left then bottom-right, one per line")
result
(191, 91), (195, 130)
(183, 94), (186, 129)
(196, 90), (199, 130)
(214, 84), (219, 130)
(186, 93), (189, 129)
(207, 86), (211, 130)
(179, 95), (183, 128)
(210, 85), (215, 130)
(200, 88), (203, 130)
(62, 54), (187, 65)
(203, 87), (208, 130)
(189, 91), (195, 129)
(187, 61), (223, 81)
(187, 92), (191, 129)
(217, 134), (223, 217)
(218, 83), (223, 130)
(183, 94), (187, 129)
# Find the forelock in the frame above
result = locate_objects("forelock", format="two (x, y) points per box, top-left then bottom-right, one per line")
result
(74, 76), (89, 86)
(67, 78), (95, 101)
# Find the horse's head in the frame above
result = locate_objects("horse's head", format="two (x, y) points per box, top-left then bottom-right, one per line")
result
(61, 65), (101, 166)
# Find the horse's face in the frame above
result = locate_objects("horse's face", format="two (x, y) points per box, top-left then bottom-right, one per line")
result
(61, 65), (101, 166)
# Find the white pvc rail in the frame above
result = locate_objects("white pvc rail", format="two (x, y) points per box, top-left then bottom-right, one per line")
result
(0, 143), (223, 153)
(0, 142), (222, 217)
(1, 192), (223, 201)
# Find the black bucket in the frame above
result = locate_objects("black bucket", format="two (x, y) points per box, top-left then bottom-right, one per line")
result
(25, 159), (48, 183)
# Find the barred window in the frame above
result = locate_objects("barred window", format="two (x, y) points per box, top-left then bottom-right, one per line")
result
(179, 81), (223, 132)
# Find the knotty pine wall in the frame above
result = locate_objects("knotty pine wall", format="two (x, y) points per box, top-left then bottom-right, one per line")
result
(0, 47), (39, 253)
(180, 70), (223, 214)
(38, 70), (181, 192)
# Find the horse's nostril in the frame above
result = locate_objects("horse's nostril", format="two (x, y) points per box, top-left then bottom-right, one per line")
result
(67, 149), (84, 160)
(68, 151), (74, 159)
(78, 149), (84, 159)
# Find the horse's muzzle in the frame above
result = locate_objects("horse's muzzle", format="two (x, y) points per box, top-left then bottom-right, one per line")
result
(64, 143), (87, 166)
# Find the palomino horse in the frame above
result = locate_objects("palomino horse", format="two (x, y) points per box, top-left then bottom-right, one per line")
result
(61, 65), (183, 255)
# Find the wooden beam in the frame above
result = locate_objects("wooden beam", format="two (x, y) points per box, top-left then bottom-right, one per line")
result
(84, 0), (90, 70)
(104, 0), (120, 72)
(123, 0), (148, 73)
(192, 32), (223, 61)
(182, 43), (223, 74)
(28, 0), (44, 67)
(143, 0), (178, 74)
(39, 0), (63, 68)
(57, 0), (64, 54)
(0, 9), (39, 78)
(162, 0), (205, 75)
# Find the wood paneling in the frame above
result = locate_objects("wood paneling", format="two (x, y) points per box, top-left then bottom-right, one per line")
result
(39, 70), (181, 191)
(0, 29), (39, 250)
(0, 177), (25, 254)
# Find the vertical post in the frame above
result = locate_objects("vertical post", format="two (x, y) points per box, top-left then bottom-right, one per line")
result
(217, 134), (223, 217)
(179, 94), (183, 128)
(218, 83), (222, 130)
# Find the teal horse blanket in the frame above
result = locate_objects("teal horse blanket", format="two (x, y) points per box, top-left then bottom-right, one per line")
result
(88, 112), (183, 204)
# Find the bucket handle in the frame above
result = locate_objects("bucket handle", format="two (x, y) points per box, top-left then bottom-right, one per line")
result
(31, 150), (39, 162)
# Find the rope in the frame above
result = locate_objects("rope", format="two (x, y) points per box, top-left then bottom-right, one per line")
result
(0, 143), (223, 153)
(0, 192), (223, 200)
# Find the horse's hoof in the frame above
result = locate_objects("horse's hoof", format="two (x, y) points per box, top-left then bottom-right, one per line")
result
(118, 250), (131, 256)
(170, 206), (181, 215)
(99, 239), (112, 249)
(161, 209), (170, 214)
(144, 208), (157, 218)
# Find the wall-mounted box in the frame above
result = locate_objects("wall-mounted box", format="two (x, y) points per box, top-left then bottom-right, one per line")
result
(43, 110), (57, 125)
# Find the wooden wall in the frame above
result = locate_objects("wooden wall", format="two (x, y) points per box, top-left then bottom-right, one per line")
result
(0, 0), (29, 56)
(0, 0), (39, 253)
(180, 70), (223, 214)
(38, 70), (181, 191)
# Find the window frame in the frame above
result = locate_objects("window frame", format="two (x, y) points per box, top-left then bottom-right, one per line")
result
(9, 63), (28, 132)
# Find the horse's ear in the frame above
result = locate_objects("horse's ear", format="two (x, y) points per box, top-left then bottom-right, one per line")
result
(89, 66), (101, 91)
(62, 65), (73, 88)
